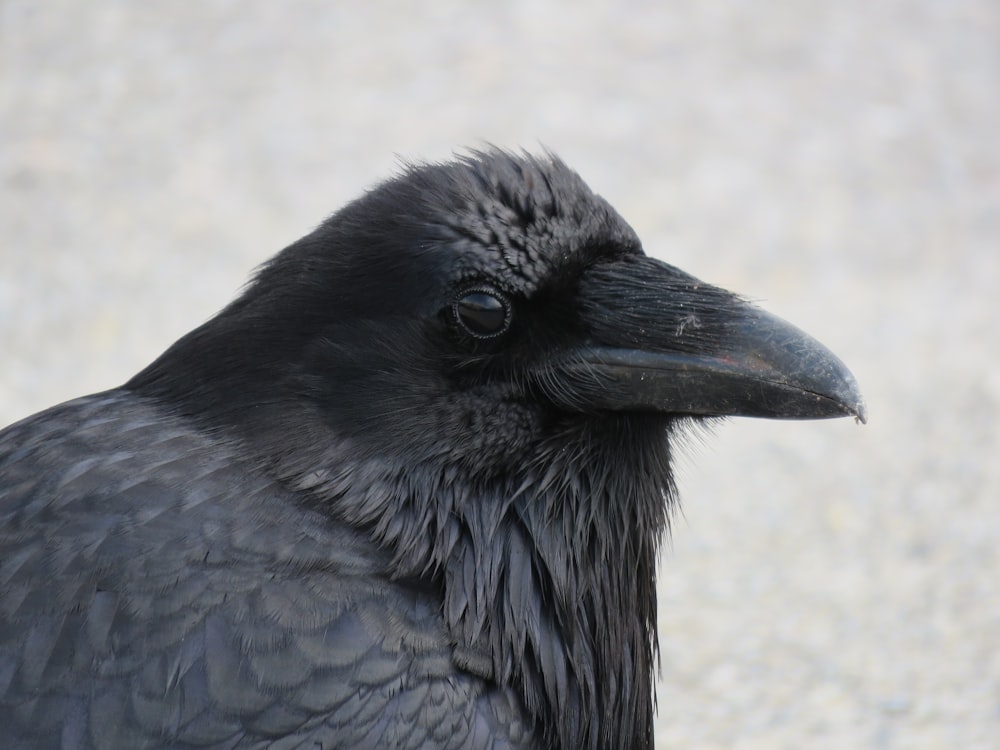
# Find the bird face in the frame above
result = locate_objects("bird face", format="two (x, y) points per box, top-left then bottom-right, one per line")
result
(256, 151), (863, 467)
(133, 150), (863, 469)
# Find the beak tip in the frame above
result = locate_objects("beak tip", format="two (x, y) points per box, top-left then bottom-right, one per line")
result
(852, 399), (868, 425)
(833, 367), (866, 424)
(823, 366), (866, 424)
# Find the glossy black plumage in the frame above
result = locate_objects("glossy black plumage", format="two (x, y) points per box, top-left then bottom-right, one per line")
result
(0, 151), (863, 749)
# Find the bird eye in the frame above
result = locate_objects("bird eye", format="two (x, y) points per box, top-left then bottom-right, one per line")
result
(453, 288), (511, 338)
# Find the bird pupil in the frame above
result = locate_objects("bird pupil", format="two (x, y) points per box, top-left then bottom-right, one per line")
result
(457, 292), (507, 336)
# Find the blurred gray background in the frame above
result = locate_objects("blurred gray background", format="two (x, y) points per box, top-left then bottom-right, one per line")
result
(2, 2), (997, 748)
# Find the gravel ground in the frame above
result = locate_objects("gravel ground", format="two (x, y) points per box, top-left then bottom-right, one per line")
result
(2, 2), (998, 748)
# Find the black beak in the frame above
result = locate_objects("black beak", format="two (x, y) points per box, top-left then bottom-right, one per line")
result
(555, 255), (866, 422)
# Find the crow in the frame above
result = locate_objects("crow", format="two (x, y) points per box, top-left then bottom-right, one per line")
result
(0, 150), (864, 750)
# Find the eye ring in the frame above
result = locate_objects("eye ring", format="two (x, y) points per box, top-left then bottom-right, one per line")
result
(452, 287), (512, 339)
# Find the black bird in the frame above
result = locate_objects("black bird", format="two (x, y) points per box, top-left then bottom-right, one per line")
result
(0, 151), (864, 749)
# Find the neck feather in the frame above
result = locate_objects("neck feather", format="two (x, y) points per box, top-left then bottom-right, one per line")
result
(273, 412), (676, 750)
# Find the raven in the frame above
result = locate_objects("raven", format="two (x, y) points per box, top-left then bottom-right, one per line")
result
(0, 151), (864, 749)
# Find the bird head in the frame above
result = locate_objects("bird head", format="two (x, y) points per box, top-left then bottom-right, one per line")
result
(176, 150), (863, 457)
